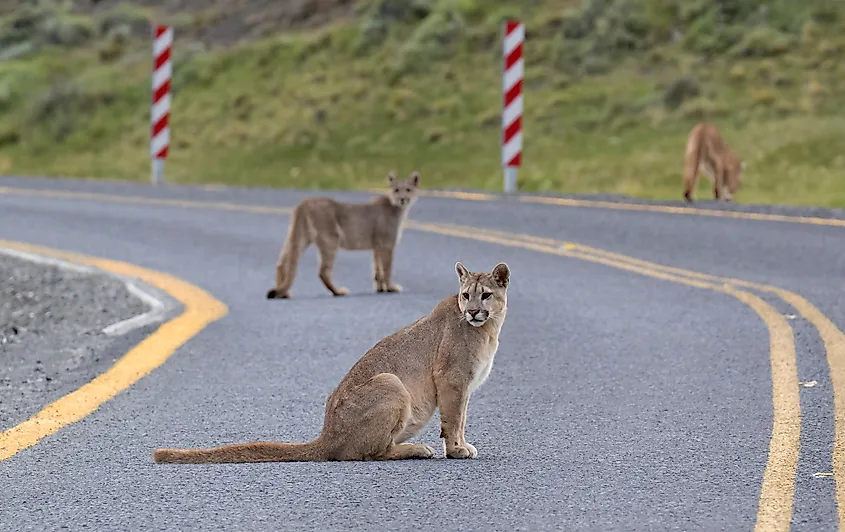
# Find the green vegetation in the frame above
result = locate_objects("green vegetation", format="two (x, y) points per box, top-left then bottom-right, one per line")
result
(1, 0), (845, 206)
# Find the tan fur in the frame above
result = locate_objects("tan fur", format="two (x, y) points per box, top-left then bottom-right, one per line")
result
(153, 262), (510, 464)
(266, 171), (420, 299)
(683, 123), (745, 203)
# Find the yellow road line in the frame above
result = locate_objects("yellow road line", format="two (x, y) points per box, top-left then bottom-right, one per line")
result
(565, 241), (845, 530)
(0, 186), (294, 215)
(429, 222), (845, 530)
(0, 186), (803, 528)
(0, 240), (228, 461)
(407, 220), (801, 530)
(775, 291), (845, 529)
(402, 188), (845, 229)
(8, 184), (845, 230)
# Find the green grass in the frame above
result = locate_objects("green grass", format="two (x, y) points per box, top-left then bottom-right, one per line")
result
(2, 0), (845, 207)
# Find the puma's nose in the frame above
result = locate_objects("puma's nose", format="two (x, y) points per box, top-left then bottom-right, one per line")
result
(467, 309), (480, 317)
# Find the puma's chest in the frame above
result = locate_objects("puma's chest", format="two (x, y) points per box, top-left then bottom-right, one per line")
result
(698, 161), (715, 179)
(394, 224), (405, 245)
(468, 338), (499, 393)
(374, 214), (406, 246)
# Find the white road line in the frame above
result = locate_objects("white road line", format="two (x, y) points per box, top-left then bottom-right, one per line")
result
(0, 247), (94, 274)
(0, 246), (173, 337)
(102, 281), (167, 336)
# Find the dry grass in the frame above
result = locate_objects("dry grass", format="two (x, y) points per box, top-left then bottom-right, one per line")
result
(1, 0), (845, 207)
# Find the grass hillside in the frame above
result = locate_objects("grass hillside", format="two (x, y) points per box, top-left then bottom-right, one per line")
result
(1, 0), (844, 206)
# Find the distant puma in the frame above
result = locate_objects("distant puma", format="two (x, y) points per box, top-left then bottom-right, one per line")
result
(266, 171), (420, 299)
(154, 261), (511, 463)
(683, 123), (745, 203)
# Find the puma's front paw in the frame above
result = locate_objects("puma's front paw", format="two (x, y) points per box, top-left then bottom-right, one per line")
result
(446, 442), (477, 459)
(333, 287), (350, 296)
(386, 284), (403, 293)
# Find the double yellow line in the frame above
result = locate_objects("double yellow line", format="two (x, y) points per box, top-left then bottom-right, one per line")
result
(0, 185), (843, 530)
(410, 189), (845, 229)
(409, 221), (801, 531)
(416, 222), (845, 530)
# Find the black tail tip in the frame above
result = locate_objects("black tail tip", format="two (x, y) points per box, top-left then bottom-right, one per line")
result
(683, 192), (693, 203)
(266, 289), (277, 299)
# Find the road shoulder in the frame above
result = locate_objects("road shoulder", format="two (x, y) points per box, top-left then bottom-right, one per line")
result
(0, 248), (177, 429)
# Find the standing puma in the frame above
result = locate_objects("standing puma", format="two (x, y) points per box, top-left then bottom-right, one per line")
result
(153, 261), (510, 464)
(683, 123), (745, 203)
(266, 171), (420, 299)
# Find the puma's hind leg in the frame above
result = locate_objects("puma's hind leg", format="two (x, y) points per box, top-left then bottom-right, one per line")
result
(316, 236), (349, 296)
(682, 140), (701, 203)
(682, 168), (698, 204)
(329, 372), (434, 461)
(379, 442), (436, 460)
(709, 161), (727, 201)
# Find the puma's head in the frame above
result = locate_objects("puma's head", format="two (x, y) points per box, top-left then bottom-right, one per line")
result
(455, 262), (510, 327)
(727, 159), (745, 194)
(387, 171), (420, 208)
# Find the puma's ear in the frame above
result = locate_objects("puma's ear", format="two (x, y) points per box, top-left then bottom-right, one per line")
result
(388, 172), (397, 185)
(456, 262), (469, 282)
(492, 263), (510, 288)
(409, 171), (420, 187)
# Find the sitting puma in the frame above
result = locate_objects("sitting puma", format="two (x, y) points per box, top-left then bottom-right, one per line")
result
(154, 261), (510, 463)
(266, 171), (420, 299)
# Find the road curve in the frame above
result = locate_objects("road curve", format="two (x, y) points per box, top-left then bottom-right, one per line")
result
(1, 176), (843, 531)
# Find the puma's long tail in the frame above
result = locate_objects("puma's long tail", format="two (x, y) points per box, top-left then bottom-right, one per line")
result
(153, 440), (327, 464)
(266, 205), (310, 299)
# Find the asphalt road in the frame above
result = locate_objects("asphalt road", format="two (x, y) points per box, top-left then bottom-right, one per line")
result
(1, 176), (843, 531)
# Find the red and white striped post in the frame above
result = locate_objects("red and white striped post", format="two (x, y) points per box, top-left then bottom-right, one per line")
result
(151, 25), (172, 185)
(502, 20), (524, 194)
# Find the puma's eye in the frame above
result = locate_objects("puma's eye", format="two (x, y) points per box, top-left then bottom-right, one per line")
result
(481, 292), (492, 300)
(462, 292), (469, 300)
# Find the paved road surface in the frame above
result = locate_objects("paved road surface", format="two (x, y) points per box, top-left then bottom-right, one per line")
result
(1, 176), (843, 531)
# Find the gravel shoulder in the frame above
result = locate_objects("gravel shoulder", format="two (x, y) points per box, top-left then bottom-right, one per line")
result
(1, 251), (157, 429)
